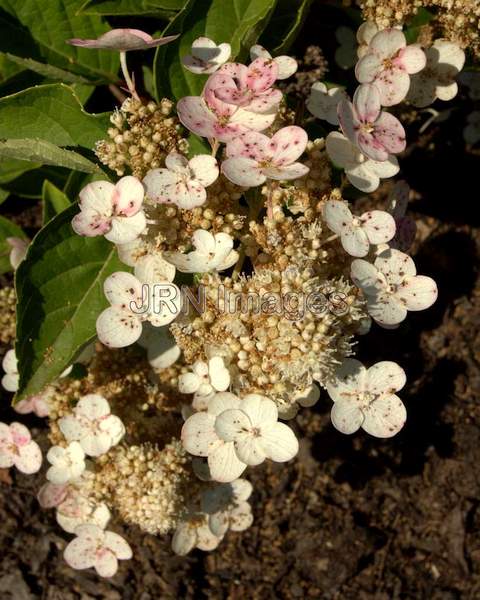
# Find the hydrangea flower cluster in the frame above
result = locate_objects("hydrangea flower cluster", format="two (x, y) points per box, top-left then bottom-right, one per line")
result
(1, 20), (466, 578)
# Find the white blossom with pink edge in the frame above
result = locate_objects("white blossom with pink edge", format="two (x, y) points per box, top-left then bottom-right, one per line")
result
(15, 387), (53, 418)
(56, 489), (111, 534)
(182, 37), (231, 74)
(176, 73), (276, 143)
(59, 394), (125, 458)
(96, 271), (181, 348)
(143, 152), (219, 209)
(46, 442), (86, 485)
(324, 199), (396, 257)
(327, 358), (407, 438)
(165, 230), (238, 273)
(6, 237), (29, 269)
(64, 524), (132, 578)
(0, 421), (42, 474)
(250, 45), (297, 79)
(213, 58), (282, 112)
(351, 248), (438, 326)
(67, 29), (178, 51)
(222, 126), (309, 187)
(326, 131), (399, 193)
(338, 83), (406, 162)
(355, 28), (426, 106)
(307, 82), (348, 125)
(72, 177), (146, 244)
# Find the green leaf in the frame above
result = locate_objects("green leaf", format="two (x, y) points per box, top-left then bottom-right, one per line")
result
(0, 158), (42, 184)
(0, 50), (23, 81)
(15, 204), (124, 402)
(260, 0), (313, 54)
(0, 69), (44, 97)
(80, 0), (184, 15)
(0, 188), (9, 204)
(0, 84), (109, 149)
(0, 139), (101, 173)
(0, 0), (119, 81)
(154, 0), (277, 101)
(42, 180), (71, 225)
(4, 54), (96, 84)
(0, 166), (70, 199)
(0, 214), (26, 274)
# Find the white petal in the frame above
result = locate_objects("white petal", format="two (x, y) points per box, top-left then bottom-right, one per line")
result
(331, 399), (364, 434)
(104, 531), (133, 560)
(195, 522), (223, 551)
(76, 394), (110, 419)
(259, 422), (299, 462)
(367, 361), (406, 395)
(214, 409), (251, 442)
(208, 356), (230, 391)
(179, 372), (200, 394)
(222, 157), (265, 187)
(208, 441), (247, 482)
(241, 394), (278, 428)
(325, 131), (359, 168)
(105, 212), (146, 244)
(208, 392), (241, 415)
(350, 259), (382, 295)
(189, 155), (219, 187)
(362, 394), (406, 438)
(360, 210), (396, 245)
(103, 271), (143, 307)
(274, 55), (297, 79)
(230, 503), (253, 531)
(171, 522), (196, 555)
(341, 226), (370, 257)
(367, 294), (407, 326)
(96, 306), (142, 348)
(2, 348), (17, 374)
(295, 384), (320, 408)
(15, 440), (42, 474)
(262, 162), (309, 181)
(95, 549), (118, 578)
(326, 358), (366, 403)
(181, 412), (218, 456)
(323, 199), (352, 235)
(374, 248), (416, 284)
(2, 372), (19, 392)
(64, 536), (97, 570)
(397, 275), (438, 311)
(208, 511), (230, 537)
(78, 181), (114, 213)
(114, 175), (144, 216)
(59, 415), (84, 442)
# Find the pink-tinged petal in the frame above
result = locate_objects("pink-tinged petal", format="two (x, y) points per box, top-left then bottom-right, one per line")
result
(260, 422), (298, 462)
(261, 162), (309, 181)
(244, 88), (283, 113)
(188, 155), (219, 187)
(72, 210), (111, 238)
(397, 44), (426, 74)
(222, 157), (266, 187)
(105, 211), (146, 244)
(142, 169), (180, 204)
(270, 125), (308, 165)
(397, 275), (438, 311)
(242, 394), (278, 427)
(374, 68), (410, 107)
(360, 210), (396, 244)
(94, 549), (118, 578)
(367, 361), (406, 395)
(104, 271), (143, 307)
(375, 248), (416, 284)
(355, 53), (382, 83)
(37, 482), (68, 508)
(337, 99), (361, 146)
(214, 409), (251, 442)
(104, 531), (132, 560)
(226, 131), (271, 161)
(203, 73), (239, 117)
(208, 441), (246, 482)
(176, 96), (217, 139)
(96, 307), (142, 348)
(331, 399), (364, 434)
(341, 226), (370, 257)
(181, 412), (218, 456)
(367, 293), (407, 326)
(274, 55), (297, 79)
(78, 181), (114, 213)
(64, 536), (97, 570)
(15, 440), (42, 474)
(326, 358), (367, 403)
(363, 394), (406, 438)
(68, 30), (178, 52)
(246, 57), (278, 92)
(369, 29), (406, 60)
(353, 83), (381, 122)
(350, 259), (382, 296)
(373, 112), (406, 155)
(324, 199), (353, 235)
(113, 176), (144, 216)
(231, 107), (276, 132)
(357, 131), (389, 162)
(9, 422), (31, 446)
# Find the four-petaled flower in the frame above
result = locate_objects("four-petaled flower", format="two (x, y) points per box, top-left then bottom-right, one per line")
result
(355, 28), (426, 106)
(326, 131), (399, 192)
(143, 152), (219, 209)
(182, 37), (231, 74)
(68, 29), (178, 51)
(201, 478), (253, 537)
(59, 394), (125, 457)
(46, 442), (86, 485)
(222, 126), (309, 187)
(64, 524), (132, 578)
(327, 358), (407, 437)
(338, 83), (406, 162)
(307, 82), (348, 125)
(324, 198), (396, 257)
(1, 348), (18, 392)
(351, 248), (438, 326)
(250, 45), (297, 79)
(408, 39), (465, 108)
(56, 490), (111, 534)
(72, 177), (146, 244)
(96, 271), (180, 348)
(165, 230), (238, 273)
(0, 421), (42, 474)
(182, 392), (298, 483)
(172, 512), (223, 555)
(179, 357), (230, 401)
(15, 388), (53, 418)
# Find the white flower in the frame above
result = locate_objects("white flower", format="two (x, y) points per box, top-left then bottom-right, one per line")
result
(57, 490), (111, 534)
(143, 152), (219, 210)
(249, 44), (298, 79)
(71, 177), (147, 244)
(327, 358), (407, 438)
(182, 393), (299, 483)
(38, 481), (70, 508)
(182, 37), (231, 74)
(15, 387), (53, 418)
(172, 512), (223, 555)
(179, 357), (230, 408)
(96, 271), (181, 348)
(137, 323), (181, 369)
(64, 524), (132, 578)
(335, 26), (357, 70)
(408, 40), (465, 108)
(0, 422), (42, 474)
(46, 442), (86, 485)
(356, 21), (378, 59)
(201, 478), (253, 536)
(59, 394), (125, 457)
(1, 349), (18, 392)
(351, 248), (438, 326)
(326, 131), (399, 193)
(133, 253), (176, 284)
(324, 199), (396, 257)
(165, 229), (238, 273)
(6, 237), (29, 270)
(306, 82), (348, 125)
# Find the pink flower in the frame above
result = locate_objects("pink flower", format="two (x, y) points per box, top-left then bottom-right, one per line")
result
(355, 29), (426, 106)
(222, 126), (309, 187)
(250, 45), (297, 80)
(213, 58), (282, 112)
(72, 176), (146, 244)
(338, 83), (406, 162)
(15, 389), (52, 418)
(176, 74), (276, 143)
(0, 422), (42, 474)
(68, 29), (178, 52)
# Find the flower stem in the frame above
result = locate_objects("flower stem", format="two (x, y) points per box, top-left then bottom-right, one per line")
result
(120, 51), (139, 101)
